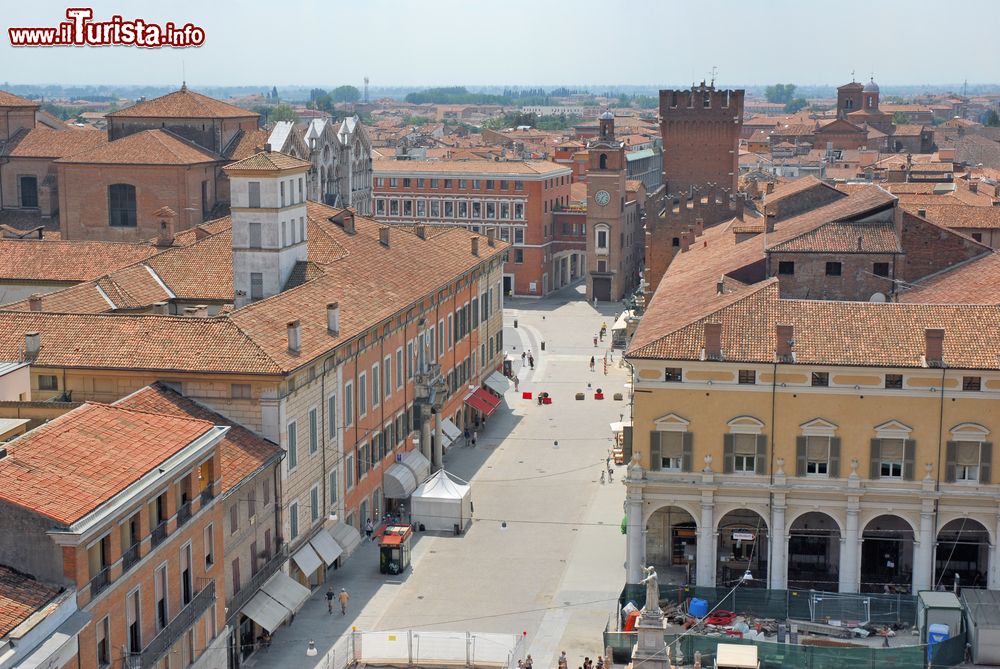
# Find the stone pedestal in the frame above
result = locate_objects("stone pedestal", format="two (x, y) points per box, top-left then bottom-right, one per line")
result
(632, 611), (671, 669)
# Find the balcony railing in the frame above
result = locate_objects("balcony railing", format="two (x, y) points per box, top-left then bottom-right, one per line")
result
(122, 543), (141, 572)
(140, 578), (216, 667)
(176, 501), (192, 528)
(88, 566), (111, 598)
(225, 545), (288, 624)
(199, 482), (215, 506)
(151, 521), (168, 548)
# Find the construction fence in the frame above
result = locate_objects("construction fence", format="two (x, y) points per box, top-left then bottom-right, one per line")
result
(618, 585), (917, 627)
(348, 630), (524, 669)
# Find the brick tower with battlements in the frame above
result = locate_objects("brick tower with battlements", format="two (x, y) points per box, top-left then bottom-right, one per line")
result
(659, 82), (744, 196)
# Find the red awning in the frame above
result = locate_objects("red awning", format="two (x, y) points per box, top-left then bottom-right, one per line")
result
(464, 387), (500, 416)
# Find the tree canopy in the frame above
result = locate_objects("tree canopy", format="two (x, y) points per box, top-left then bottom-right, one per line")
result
(765, 84), (798, 104)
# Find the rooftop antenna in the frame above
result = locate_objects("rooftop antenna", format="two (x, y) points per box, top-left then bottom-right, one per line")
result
(710, 65), (718, 87)
(963, 79), (968, 97)
(364, 76), (370, 104)
(181, 61), (186, 91)
(851, 69), (855, 82)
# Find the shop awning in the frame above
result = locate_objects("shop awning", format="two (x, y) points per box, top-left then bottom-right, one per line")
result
(384, 462), (418, 499)
(241, 591), (287, 633)
(260, 571), (310, 614)
(440, 417), (462, 443)
(464, 387), (501, 416)
(400, 448), (431, 483)
(484, 370), (511, 395)
(290, 543), (323, 579)
(330, 521), (363, 557)
(309, 529), (343, 566)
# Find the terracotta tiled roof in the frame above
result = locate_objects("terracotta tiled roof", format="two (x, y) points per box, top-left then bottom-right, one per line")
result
(0, 566), (62, 637)
(0, 403), (215, 525)
(224, 128), (271, 161)
(0, 239), (158, 282)
(107, 88), (258, 120)
(374, 159), (570, 176)
(765, 185), (896, 249)
(0, 312), (282, 374)
(895, 191), (996, 207)
(768, 220), (901, 253)
(765, 175), (844, 207)
(893, 124), (925, 137)
(903, 203), (1000, 230)
(114, 384), (280, 493)
(898, 253), (1000, 305)
(55, 129), (218, 166)
(629, 280), (1000, 370)
(4, 127), (107, 159)
(224, 150), (311, 172)
(0, 90), (38, 107)
(626, 180), (644, 192)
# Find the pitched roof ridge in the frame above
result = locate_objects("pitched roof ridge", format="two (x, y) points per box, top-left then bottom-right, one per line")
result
(151, 127), (219, 160)
(83, 399), (217, 429)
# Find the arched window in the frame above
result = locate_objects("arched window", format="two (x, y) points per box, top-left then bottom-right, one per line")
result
(599, 153), (608, 170)
(108, 184), (137, 227)
(595, 224), (609, 251)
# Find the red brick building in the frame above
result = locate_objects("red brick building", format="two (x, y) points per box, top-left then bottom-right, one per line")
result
(660, 83), (744, 196)
(372, 160), (571, 296)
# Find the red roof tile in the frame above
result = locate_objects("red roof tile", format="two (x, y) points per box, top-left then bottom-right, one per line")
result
(0, 90), (39, 108)
(107, 88), (257, 120)
(55, 129), (217, 166)
(0, 239), (158, 282)
(5, 127), (107, 159)
(0, 403), (215, 525)
(0, 566), (62, 637)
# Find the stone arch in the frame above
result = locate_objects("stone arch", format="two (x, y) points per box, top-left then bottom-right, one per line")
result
(643, 499), (700, 526)
(859, 509), (918, 536)
(936, 511), (995, 544)
(714, 503), (771, 531)
(861, 513), (916, 593)
(644, 503), (699, 585)
(716, 508), (769, 586)
(936, 516), (992, 589)
(786, 507), (845, 535)
(787, 511), (842, 591)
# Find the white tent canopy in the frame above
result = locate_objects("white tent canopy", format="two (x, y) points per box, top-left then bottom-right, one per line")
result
(410, 469), (473, 532)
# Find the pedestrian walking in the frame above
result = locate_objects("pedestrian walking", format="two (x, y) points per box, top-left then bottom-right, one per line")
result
(558, 651), (568, 669)
(521, 351), (526, 363)
(525, 655), (533, 669)
(472, 430), (478, 447)
(596, 657), (604, 669)
(607, 466), (614, 483)
(593, 336), (598, 347)
(464, 427), (470, 443)
(600, 469), (605, 484)
(513, 376), (520, 392)
(365, 519), (374, 542)
(528, 354), (534, 369)
(326, 586), (335, 614)
(606, 455), (611, 469)
(338, 588), (350, 615)
(589, 356), (595, 371)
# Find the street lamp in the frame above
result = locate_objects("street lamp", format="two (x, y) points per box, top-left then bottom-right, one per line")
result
(306, 640), (319, 657)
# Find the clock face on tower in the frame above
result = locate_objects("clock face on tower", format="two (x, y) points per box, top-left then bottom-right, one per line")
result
(595, 190), (611, 206)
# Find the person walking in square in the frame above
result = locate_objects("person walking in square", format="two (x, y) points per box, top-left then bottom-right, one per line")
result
(590, 356), (595, 371)
(365, 518), (374, 541)
(338, 588), (350, 615)
(326, 586), (335, 614)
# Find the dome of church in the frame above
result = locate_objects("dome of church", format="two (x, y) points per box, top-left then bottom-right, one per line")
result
(863, 78), (880, 93)
(600, 110), (614, 120)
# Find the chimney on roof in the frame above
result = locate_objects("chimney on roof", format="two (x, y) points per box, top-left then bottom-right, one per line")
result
(775, 324), (794, 360)
(969, 182), (978, 194)
(917, 208), (926, 217)
(716, 279), (725, 295)
(327, 303), (340, 335)
(925, 328), (944, 366)
(344, 210), (356, 235)
(379, 226), (390, 247)
(264, 143), (272, 153)
(695, 217), (704, 237)
(183, 307), (198, 316)
(704, 322), (722, 360)
(287, 320), (302, 354)
(415, 225), (426, 240)
(24, 331), (40, 360)
(486, 228), (496, 247)
(680, 231), (691, 252)
(857, 235), (863, 251)
(152, 301), (169, 315)
(195, 305), (209, 318)
(471, 236), (480, 256)
(28, 294), (42, 312)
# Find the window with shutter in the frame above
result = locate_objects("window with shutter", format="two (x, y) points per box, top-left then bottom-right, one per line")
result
(879, 439), (904, 479)
(805, 436), (830, 475)
(733, 434), (757, 473)
(955, 441), (981, 482)
(661, 432), (684, 471)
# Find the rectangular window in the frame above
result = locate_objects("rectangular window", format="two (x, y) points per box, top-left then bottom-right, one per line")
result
(825, 261), (842, 276)
(444, 179), (453, 188)
(885, 374), (903, 389)
(280, 181), (286, 207)
(473, 179), (481, 189)
(664, 367), (682, 382)
(403, 200), (412, 216)
(154, 563), (168, 630)
(344, 381), (354, 426)
(376, 199), (385, 215)
(514, 228), (524, 244)
(126, 589), (141, 654)
(416, 200), (425, 217)
(416, 178), (424, 188)
(733, 434), (757, 473)
(250, 272), (263, 301)
(778, 261), (795, 275)
(328, 394), (338, 440)
(231, 383), (251, 399)
(38, 375), (58, 390)
(308, 409), (318, 454)
(346, 455), (354, 489)
(407, 341), (414, 378)
(248, 182), (261, 208)
(806, 436), (830, 475)
(389, 177), (397, 187)
(514, 249), (524, 264)
(396, 348), (404, 388)
(963, 376), (982, 392)
(660, 431), (683, 471)
(249, 222), (262, 248)
(287, 422), (298, 469)
(329, 468), (339, 505)
(403, 178), (411, 188)
(486, 179), (494, 189)
(384, 355), (393, 398)
(377, 177), (385, 187)
(430, 179), (438, 188)
(358, 372), (367, 416)
(310, 486), (319, 523)
(444, 200), (454, 217)
(96, 616), (110, 667)
(738, 370), (756, 385)
(879, 438), (904, 478)
(230, 504), (239, 535)
(372, 364), (381, 407)
(204, 524), (214, 567)
(358, 443), (369, 478)
(430, 200), (440, 217)
(458, 201), (468, 218)
(811, 372), (829, 387)
(955, 442), (981, 482)
(289, 501), (299, 539)
(231, 557), (241, 595)
(514, 180), (524, 190)
(873, 262), (890, 277)
(248, 488), (256, 520)
(389, 199), (398, 215)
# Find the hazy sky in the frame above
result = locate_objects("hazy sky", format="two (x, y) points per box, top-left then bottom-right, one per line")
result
(3, 0), (998, 87)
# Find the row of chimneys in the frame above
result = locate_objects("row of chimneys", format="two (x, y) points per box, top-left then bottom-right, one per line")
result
(702, 323), (945, 364)
(678, 217), (706, 253)
(287, 302), (342, 353)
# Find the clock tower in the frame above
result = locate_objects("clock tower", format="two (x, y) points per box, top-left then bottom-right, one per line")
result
(586, 110), (628, 302)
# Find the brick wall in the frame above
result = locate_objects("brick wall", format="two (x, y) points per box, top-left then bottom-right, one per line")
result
(898, 210), (990, 282)
(766, 184), (844, 222)
(770, 252), (898, 300)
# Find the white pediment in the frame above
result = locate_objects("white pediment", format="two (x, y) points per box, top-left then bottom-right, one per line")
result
(800, 417), (838, 436)
(874, 419), (912, 439)
(654, 412), (690, 432)
(950, 422), (990, 439)
(727, 415), (765, 434)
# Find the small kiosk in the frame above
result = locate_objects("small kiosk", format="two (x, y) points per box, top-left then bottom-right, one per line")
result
(378, 524), (413, 575)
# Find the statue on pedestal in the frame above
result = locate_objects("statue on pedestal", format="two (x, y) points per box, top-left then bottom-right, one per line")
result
(640, 565), (660, 616)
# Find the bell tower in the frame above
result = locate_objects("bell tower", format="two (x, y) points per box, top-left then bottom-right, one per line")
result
(586, 110), (628, 302)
